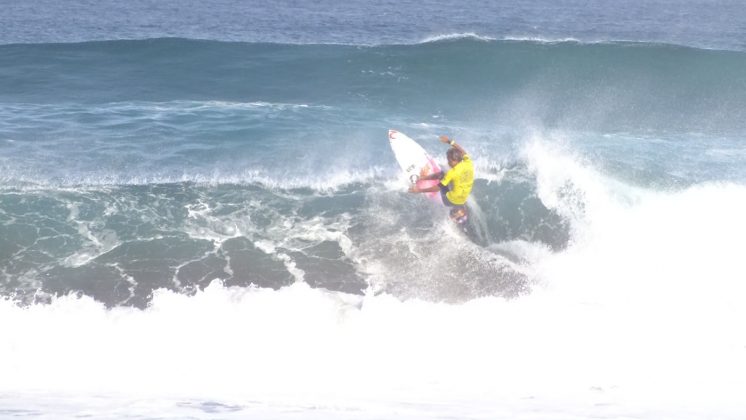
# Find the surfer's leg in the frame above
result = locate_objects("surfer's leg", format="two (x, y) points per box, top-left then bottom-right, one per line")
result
(439, 183), (454, 206)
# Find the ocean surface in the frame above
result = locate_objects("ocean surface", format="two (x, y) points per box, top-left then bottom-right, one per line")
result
(2, 1), (746, 419)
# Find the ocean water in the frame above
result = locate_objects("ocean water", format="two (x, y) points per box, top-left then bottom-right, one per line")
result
(2, 1), (746, 419)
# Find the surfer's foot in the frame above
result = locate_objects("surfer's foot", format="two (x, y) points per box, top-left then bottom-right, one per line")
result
(449, 207), (468, 224)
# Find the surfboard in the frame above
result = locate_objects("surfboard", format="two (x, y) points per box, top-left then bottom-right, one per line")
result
(388, 129), (442, 202)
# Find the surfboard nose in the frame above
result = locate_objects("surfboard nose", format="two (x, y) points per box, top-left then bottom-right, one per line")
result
(388, 129), (398, 139)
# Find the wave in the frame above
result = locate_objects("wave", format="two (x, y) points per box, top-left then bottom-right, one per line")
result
(4, 34), (741, 51)
(2, 38), (745, 134)
(0, 174), (541, 307)
(0, 142), (580, 308)
(418, 33), (645, 47)
(2, 137), (746, 419)
(4, 136), (745, 309)
(3, 33), (743, 52)
(419, 32), (497, 44)
(3, 166), (746, 413)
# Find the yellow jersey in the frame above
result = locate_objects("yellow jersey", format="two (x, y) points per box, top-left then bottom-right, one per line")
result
(440, 154), (474, 205)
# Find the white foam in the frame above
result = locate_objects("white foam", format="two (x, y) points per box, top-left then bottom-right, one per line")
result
(2, 273), (744, 418)
(61, 200), (122, 268)
(419, 32), (496, 44)
(503, 35), (584, 44)
(0, 165), (391, 192)
(417, 33), (620, 46)
(522, 136), (746, 326)
(3, 137), (746, 418)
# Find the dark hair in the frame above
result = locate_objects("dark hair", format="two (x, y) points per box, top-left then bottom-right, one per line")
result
(447, 148), (463, 162)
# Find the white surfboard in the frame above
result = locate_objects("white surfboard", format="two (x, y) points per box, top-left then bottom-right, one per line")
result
(388, 129), (442, 202)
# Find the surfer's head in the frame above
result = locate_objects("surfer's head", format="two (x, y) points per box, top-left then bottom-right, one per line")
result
(447, 148), (463, 167)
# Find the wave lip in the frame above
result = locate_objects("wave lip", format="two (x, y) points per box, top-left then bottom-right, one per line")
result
(419, 32), (496, 44)
(503, 35), (584, 44)
(420, 33), (600, 46)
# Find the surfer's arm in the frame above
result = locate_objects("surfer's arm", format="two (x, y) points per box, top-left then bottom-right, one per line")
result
(417, 165), (444, 182)
(440, 135), (466, 155)
(419, 172), (442, 181)
(409, 184), (440, 193)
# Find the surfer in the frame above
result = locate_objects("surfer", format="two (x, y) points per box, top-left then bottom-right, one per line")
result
(409, 135), (474, 223)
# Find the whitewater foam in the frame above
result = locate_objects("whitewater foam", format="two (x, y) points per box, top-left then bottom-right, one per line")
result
(3, 137), (746, 417)
(419, 32), (496, 44)
(3, 259), (745, 417)
(0, 166), (392, 191)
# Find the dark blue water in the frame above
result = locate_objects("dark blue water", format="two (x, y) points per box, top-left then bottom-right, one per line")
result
(4, 0), (746, 50)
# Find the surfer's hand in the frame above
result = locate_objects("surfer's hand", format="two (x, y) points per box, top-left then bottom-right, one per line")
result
(439, 135), (450, 144)
(408, 185), (419, 193)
